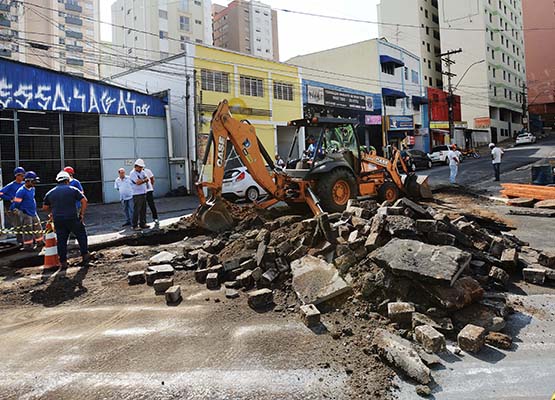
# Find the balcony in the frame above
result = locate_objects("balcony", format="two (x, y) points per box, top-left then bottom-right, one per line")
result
(0, 47), (11, 57)
(66, 44), (83, 53)
(65, 15), (83, 26)
(65, 3), (83, 13)
(0, 18), (10, 27)
(0, 4), (10, 12)
(66, 30), (83, 39)
(66, 57), (84, 66)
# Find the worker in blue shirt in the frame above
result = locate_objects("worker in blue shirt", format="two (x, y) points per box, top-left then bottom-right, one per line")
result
(43, 171), (89, 269)
(12, 171), (43, 250)
(0, 167), (26, 246)
(64, 166), (84, 214)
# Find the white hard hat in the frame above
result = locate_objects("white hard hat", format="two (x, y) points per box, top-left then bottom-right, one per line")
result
(56, 171), (71, 182)
(134, 158), (146, 167)
(489, 143), (495, 148)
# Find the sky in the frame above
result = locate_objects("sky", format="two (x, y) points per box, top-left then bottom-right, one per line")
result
(99, 0), (381, 61)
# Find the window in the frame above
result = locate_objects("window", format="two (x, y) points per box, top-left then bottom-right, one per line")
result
(384, 97), (397, 107)
(273, 81), (293, 101)
(435, 62), (441, 72)
(427, 42), (431, 52)
(381, 63), (395, 75)
(201, 69), (229, 93)
(425, 9), (428, 18)
(493, 68), (496, 78)
(159, 30), (168, 39)
(240, 76), (264, 97)
(411, 70), (419, 83)
(180, 0), (189, 12)
(404, 67), (408, 80)
(195, 19), (202, 25)
(180, 16), (190, 31)
(159, 9), (168, 19)
(194, 0), (201, 5)
(180, 35), (187, 50)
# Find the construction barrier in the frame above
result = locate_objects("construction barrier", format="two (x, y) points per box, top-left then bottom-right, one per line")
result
(42, 220), (60, 270)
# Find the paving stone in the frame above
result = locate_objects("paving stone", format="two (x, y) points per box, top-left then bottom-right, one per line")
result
(387, 302), (415, 327)
(149, 251), (176, 265)
(486, 331), (512, 350)
(522, 267), (546, 285)
(194, 268), (210, 284)
(427, 231), (456, 246)
(394, 198), (430, 218)
(538, 251), (555, 268)
(146, 264), (175, 275)
(500, 248), (519, 269)
(208, 264), (224, 277)
(365, 214), (387, 251)
(127, 271), (146, 285)
(251, 267), (263, 281)
(121, 247), (138, 258)
(206, 272), (220, 290)
(534, 199), (555, 209)
(247, 288), (273, 309)
(489, 237), (506, 258)
(237, 269), (254, 288)
(291, 255), (351, 305)
(300, 304), (321, 328)
(415, 220), (438, 234)
(415, 325), (445, 354)
(457, 324), (486, 353)
(415, 385), (432, 397)
(261, 268), (279, 286)
(144, 270), (158, 286)
(507, 198), (535, 207)
(489, 266), (510, 286)
(153, 278), (174, 294)
(223, 258), (242, 271)
(385, 215), (417, 237)
(225, 289), (240, 299)
(411, 312), (453, 333)
(333, 251), (357, 274)
(165, 285), (181, 303)
(288, 245), (308, 261)
(224, 280), (240, 289)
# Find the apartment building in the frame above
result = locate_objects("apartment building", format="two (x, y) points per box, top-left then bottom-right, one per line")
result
(0, 0), (100, 78)
(523, 0), (555, 130)
(377, 0), (443, 89)
(212, 0), (279, 61)
(439, 0), (526, 143)
(111, 0), (212, 68)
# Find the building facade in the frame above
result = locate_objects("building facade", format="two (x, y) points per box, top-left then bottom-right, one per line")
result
(107, 44), (302, 191)
(111, 0), (212, 67)
(522, 0), (555, 131)
(212, 0), (279, 61)
(0, 58), (169, 204)
(288, 39), (427, 152)
(439, 0), (526, 143)
(0, 0), (100, 78)
(377, 0), (443, 89)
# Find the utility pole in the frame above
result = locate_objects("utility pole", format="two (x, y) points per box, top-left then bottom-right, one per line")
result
(440, 48), (462, 142)
(521, 82), (528, 133)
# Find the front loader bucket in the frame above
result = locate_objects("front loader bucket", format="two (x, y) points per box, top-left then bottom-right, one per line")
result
(195, 197), (236, 233)
(403, 174), (433, 200)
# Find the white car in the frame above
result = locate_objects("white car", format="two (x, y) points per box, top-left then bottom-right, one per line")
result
(515, 132), (537, 146)
(427, 145), (451, 165)
(222, 166), (266, 202)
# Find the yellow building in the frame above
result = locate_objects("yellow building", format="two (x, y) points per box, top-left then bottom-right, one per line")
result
(193, 45), (303, 159)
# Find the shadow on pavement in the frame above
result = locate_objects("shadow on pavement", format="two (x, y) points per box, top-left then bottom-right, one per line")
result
(31, 264), (90, 307)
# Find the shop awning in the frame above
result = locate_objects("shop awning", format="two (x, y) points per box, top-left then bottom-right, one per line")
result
(412, 95), (428, 105)
(380, 55), (404, 68)
(382, 88), (407, 98)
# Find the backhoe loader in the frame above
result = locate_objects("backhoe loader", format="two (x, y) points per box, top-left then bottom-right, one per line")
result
(195, 100), (431, 232)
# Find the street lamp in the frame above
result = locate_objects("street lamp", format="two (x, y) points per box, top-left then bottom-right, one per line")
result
(454, 59), (485, 91)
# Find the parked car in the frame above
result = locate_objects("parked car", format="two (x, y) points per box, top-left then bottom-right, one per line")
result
(515, 132), (537, 146)
(427, 145), (451, 165)
(222, 166), (266, 201)
(404, 149), (433, 171)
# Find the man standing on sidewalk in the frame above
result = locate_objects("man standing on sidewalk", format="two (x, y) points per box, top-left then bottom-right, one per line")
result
(12, 171), (43, 250)
(447, 144), (460, 184)
(0, 167), (26, 245)
(129, 159), (149, 231)
(43, 171), (89, 269)
(489, 143), (504, 181)
(143, 164), (159, 226)
(114, 168), (134, 227)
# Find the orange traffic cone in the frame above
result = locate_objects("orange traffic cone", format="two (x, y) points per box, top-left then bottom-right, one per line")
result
(43, 220), (60, 270)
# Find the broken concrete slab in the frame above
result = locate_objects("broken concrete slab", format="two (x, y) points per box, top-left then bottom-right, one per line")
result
(291, 255), (351, 305)
(372, 328), (431, 384)
(385, 215), (417, 238)
(425, 277), (484, 310)
(415, 220), (438, 234)
(534, 199), (555, 209)
(394, 198), (431, 218)
(507, 198), (535, 207)
(387, 302), (415, 327)
(333, 251), (357, 274)
(415, 325), (445, 354)
(371, 239), (471, 286)
(153, 278), (174, 294)
(300, 304), (321, 328)
(522, 268), (546, 285)
(165, 285), (181, 304)
(427, 231), (456, 246)
(412, 312), (453, 334)
(247, 288), (273, 309)
(146, 264), (175, 275)
(149, 251), (176, 265)
(457, 324), (486, 353)
(127, 271), (145, 285)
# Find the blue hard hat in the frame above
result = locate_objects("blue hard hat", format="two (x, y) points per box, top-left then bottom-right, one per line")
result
(14, 167), (25, 176)
(24, 171), (39, 182)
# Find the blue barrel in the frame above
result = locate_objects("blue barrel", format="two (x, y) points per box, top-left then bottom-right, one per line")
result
(531, 165), (555, 185)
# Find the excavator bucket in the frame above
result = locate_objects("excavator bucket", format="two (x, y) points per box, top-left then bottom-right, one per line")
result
(403, 174), (433, 200)
(195, 196), (236, 232)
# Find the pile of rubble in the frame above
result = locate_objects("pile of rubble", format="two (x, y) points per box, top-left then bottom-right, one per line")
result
(125, 196), (555, 396)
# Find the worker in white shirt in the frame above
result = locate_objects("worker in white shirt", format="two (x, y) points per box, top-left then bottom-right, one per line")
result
(489, 143), (505, 181)
(114, 168), (134, 227)
(447, 144), (460, 185)
(143, 164), (159, 226)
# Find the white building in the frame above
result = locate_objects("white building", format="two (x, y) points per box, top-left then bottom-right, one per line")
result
(377, 0), (443, 89)
(439, 0), (526, 142)
(109, 0), (212, 74)
(288, 39), (427, 150)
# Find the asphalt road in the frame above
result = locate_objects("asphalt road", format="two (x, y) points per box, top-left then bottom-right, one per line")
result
(424, 135), (555, 191)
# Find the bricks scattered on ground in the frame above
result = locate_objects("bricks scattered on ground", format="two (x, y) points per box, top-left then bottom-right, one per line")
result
(247, 288), (273, 310)
(149, 251), (177, 265)
(127, 271), (145, 285)
(153, 278), (174, 294)
(225, 289), (240, 299)
(522, 267), (546, 285)
(300, 304), (321, 328)
(165, 285), (181, 304)
(206, 273), (220, 290)
(457, 324), (486, 353)
(414, 325), (445, 354)
(387, 302), (415, 327)
(486, 331), (512, 350)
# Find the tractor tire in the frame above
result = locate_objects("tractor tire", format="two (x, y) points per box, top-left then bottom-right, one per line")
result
(316, 169), (357, 213)
(378, 181), (400, 203)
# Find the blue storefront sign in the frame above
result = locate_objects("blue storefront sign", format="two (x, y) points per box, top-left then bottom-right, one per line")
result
(0, 59), (166, 117)
(387, 115), (414, 131)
